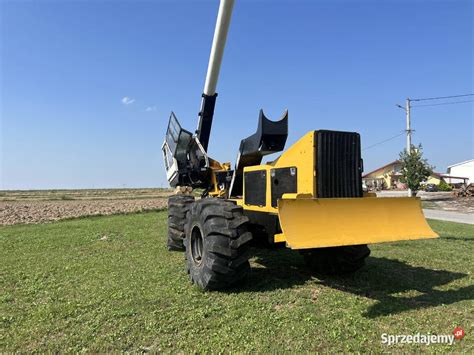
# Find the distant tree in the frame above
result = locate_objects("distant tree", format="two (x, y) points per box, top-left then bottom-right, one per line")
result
(399, 144), (433, 195)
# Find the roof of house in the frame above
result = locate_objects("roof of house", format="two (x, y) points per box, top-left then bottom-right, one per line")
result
(439, 174), (469, 180)
(447, 159), (474, 168)
(362, 160), (400, 178)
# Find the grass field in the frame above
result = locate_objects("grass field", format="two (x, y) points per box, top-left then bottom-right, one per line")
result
(1, 212), (472, 352)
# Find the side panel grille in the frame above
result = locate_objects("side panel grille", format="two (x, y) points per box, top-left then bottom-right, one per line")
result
(315, 130), (363, 198)
(244, 170), (267, 206)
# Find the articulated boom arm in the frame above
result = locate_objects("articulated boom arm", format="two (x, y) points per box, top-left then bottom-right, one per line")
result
(162, 0), (235, 189)
(197, 0), (235, 152)
(162, 0), (288, 196)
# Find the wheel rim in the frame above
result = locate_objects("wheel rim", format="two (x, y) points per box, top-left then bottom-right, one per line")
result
(190, 225), (204, 265)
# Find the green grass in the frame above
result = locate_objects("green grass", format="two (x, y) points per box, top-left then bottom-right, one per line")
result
(1, 213), (472, 352)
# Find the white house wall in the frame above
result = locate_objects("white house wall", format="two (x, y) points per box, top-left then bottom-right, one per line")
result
(447, 160), (474, 184)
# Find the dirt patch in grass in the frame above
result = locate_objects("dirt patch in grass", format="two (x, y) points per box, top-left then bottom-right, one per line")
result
(0, 199), (168, 226)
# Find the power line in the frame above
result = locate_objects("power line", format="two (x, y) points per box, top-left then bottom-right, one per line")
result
(412, 100), (474, 108)
(362, 132), (405, 151)
(411, 94), (473, 102)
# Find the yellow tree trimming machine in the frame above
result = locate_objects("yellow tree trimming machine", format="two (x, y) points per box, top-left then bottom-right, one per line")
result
(162, 0), (437, 290)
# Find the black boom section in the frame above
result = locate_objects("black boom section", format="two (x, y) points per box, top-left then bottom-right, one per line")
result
(315, 130), (363, 198)
(196, 93), (217, 152)
(230, 110), (288, 197)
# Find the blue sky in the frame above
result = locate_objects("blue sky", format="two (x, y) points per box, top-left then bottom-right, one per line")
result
(1, 0), (472, 190)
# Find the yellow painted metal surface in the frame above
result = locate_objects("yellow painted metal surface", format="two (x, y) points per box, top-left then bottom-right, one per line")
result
(242, 131), (316, 213)
(277, 196), (438, 249)
(208, 159), (231, 198)
(271, 131), (315, 196)
(273, 233), (285, 243)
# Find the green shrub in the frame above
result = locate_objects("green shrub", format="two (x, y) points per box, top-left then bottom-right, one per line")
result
(399, 144), (433, 193)
(438, 180), (452, 191)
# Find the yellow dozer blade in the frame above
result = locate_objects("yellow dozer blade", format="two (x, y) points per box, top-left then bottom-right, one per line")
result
(277, 196), (438, 249)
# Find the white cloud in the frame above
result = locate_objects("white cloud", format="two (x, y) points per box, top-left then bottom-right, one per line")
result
(145, 106), (157, 112)
(121, 96), (135, 105)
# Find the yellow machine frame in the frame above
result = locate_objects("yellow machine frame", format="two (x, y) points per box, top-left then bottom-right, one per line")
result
(239, 131), (316, 213)
(205, 131), (439, 249)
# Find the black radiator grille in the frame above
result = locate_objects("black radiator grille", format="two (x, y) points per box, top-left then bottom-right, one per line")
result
(315, 130), (363, 198)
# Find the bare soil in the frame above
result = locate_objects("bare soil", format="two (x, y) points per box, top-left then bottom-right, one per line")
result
(0, 188), (172, 202)
(0, 189), (173, 226)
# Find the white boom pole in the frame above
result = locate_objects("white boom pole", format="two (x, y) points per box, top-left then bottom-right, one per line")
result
(203, 0), (235, 96)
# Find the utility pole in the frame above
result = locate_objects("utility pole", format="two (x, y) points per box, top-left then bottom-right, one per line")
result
(397, 93), (473, 197)
(405, 98), (412, 197)
(405, 98), (411, 153)
(397, 99), (413, 197)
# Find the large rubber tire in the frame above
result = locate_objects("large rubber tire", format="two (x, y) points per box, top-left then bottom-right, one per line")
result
(167, 195), (195, 251)
(184, 199), (252, 290)
(300, 244), (370, 275)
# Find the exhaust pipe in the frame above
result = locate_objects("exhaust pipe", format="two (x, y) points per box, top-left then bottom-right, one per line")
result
(197, 0), (235, 151)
